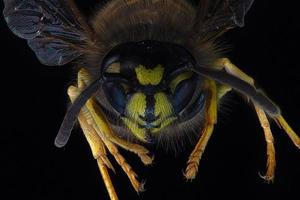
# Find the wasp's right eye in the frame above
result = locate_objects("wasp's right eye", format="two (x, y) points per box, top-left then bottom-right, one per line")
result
(103, 81), (127, 114)
(105, 62), (121, 74)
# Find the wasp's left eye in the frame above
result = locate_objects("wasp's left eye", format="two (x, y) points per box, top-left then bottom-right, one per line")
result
(172, 77), (197, 113)
(169, 71), (193, 93)
(169, 72), (196, 114)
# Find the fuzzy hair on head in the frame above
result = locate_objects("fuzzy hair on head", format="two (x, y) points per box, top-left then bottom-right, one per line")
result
(84, 0), (219, 77)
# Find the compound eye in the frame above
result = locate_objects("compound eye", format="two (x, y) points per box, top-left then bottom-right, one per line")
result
(105, 62), (121, 74)
(103, 82), (126, 114)
(169, 72), (196, 113)
(172, 78), (196, 113)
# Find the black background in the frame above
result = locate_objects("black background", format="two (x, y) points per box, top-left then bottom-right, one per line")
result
(1, 0), (299, 200)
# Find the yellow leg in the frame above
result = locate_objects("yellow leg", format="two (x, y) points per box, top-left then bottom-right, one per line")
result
(68, 86), (118, 200)
(86, 100), (154, 165)
(184, 81), (217, 180)
(215, 58), (254, 101)
(75, 69), (146, 193)
(92, 123), (144, 193)
(216, 57), (300, 180)
(97, 160), (118, 200)
(274, 116), (300, 149)
(214, 58), (254, 85)
(254, 105), (276, 182)
(78, 69), (154, 166)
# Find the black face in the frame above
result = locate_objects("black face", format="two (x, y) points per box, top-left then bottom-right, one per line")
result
(99, 40), (206, 141)
(101, 40), (196, 74)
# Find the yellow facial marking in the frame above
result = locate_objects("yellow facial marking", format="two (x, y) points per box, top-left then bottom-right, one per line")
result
(126, 93), (147, 119)
(152, 92), (176, 133)
(135, 64), (164, 85)
(152, 116), (177, 133)
(105, 62), (121, 73)
(169, 71), (193, 93)
(154, 92), (173, 117)
(122, 118), (147, 142)
(122, 92), (177, 140)
(122, 93), (147, 141)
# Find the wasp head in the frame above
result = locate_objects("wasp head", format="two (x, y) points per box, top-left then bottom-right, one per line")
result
(99, 40), (207, 142)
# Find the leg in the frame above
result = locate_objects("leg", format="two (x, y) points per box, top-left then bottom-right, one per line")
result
(94, 129), (144, 193)
(216, 58), (300, 179)
(274, 115), (300, 149)
(254, 105), (275, 182)
(214, 58), (254, 85)
(184, 80), (217, 180)
(74, 71), (145, 193)
(215, 57), (253, 101)
(86, 105), (144, 193)
(78, 69), (154, 166)
(68, 86), (118, 200)
(216, 58), (299, 148)
(86, 100), (154, 165)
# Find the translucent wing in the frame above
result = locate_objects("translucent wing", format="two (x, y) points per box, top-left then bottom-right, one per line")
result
(3, 0), (93, 66)
(230, 0), (254, 27)
(194, 0), (255, 37)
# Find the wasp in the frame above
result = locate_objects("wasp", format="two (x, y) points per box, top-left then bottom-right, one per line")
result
(3, 0), (299, 199)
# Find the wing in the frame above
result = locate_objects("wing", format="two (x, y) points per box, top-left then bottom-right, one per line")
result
(3, 0), (93, 66)
(194, 0), (254, 37)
